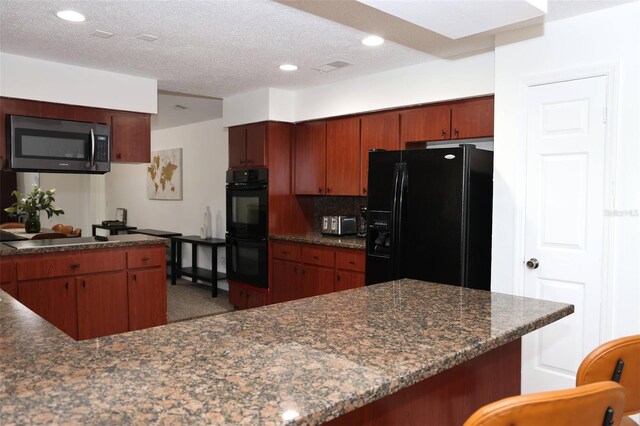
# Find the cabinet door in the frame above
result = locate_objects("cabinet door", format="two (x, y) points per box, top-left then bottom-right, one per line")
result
(271, 259), (300, 303)
(128, 269), (167, 331)
(451, 97), (494, 139)
(400, 104), (451, 146)
(360, 112), (400, 195)
(326, 117), (360, 195)
(245, 288), (267, 309)
(228, 281), (246, 309)
(0, 259), (17, 298)
(77, 272), (128, 340)
(335, 270), (365, 292)
(245, 123), (267, 167)
(295, 121), (326, 195)
(228, 126), (247, 168)
(300, 265), (334, 298)
(18, 277), (78, 339)
(112, 112), (151, 163)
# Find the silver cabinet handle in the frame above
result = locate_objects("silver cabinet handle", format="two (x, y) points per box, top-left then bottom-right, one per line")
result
(526, 258), (539, 269)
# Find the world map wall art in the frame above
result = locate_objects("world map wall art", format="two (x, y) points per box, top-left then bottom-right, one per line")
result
(147, 148), (183, 200)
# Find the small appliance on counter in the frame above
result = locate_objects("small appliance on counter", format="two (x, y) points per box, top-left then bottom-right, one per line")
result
(321, 216), (357, 236)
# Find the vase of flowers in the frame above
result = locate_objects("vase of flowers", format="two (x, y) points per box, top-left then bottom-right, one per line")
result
(4, 186), (65, 233)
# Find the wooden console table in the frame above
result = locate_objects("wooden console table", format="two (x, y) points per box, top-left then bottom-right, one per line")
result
(170, 235), (227, 297)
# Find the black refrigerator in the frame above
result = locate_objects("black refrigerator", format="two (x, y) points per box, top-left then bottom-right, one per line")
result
(365, 145), (493, 290)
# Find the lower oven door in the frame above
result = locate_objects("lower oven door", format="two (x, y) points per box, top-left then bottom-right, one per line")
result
(226, 236), (268, 288)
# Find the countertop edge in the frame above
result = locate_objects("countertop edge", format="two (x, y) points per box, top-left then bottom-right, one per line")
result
(0, 235), (168, 257)
(270, 233), (366, 250)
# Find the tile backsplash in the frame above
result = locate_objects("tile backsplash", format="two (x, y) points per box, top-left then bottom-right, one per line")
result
(312, 196), (367, 231)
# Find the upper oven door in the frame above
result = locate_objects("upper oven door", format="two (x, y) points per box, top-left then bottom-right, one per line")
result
(226, 181), (268, 238)
(10, 115), (110, 174)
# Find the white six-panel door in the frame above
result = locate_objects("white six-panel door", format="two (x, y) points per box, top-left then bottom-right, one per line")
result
(522, 75), (608, 393)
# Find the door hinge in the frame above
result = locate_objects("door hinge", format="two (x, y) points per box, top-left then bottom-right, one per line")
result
(603, 106), (607, 123)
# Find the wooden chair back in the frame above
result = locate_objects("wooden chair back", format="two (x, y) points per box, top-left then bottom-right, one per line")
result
(464, 382), (626, 426)
(31, 232), (68, 240)
(0, 222), (25, 229)
(577, 335), (640, 416)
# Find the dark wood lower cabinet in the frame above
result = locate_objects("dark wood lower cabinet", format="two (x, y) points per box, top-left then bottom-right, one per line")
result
(326, 339), (521, 426)
(270, 241), (365, 304)
(128, 268), (167, 331)
(19, 277), (78, 340)
(12, 245), (166, 340)
(300, 265), (334, 298)
(335, 270), (365, 292)
(271, 259), (300, 303)
(77, 272), (128, 340)
(229, 280), (268, 310)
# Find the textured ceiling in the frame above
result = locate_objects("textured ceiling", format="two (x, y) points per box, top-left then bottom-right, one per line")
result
(0, 0), (633, 99)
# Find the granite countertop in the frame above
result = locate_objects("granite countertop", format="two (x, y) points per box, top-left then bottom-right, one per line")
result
(0, 234), (167, 257)
(270, 232), (366, 250)
(1, 279), (572, 424)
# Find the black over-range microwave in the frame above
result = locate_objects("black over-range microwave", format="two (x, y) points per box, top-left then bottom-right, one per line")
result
(8, 115), (111, 174)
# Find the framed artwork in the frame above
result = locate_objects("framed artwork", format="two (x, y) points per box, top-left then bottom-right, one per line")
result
(147, 148), (183, 200)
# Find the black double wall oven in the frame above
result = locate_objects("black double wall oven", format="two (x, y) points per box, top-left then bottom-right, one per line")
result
(225, 168), (268, 288)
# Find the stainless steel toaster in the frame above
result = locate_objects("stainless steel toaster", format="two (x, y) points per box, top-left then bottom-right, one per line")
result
(321, 216), (357, 236)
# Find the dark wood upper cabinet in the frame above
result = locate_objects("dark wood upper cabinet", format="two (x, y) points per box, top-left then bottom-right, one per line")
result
(111, 112), (151, 163)
(400, 104), (451, 146)
(451, 97), (494, 139)
(1, 97), (150, 165)
(400, 96), (494, 146)
(228, 123), (267, 168)
(326, 117), (360, 196)
(245, 123), (266, 167)
(294, 121), (327, 195)
(360, 112), (400, 196)
(228, 126), (247, 168)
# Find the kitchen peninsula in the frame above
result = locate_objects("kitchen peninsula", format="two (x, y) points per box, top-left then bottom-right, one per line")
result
(0, 234), (168, 340)
(1, 279), (573, 425)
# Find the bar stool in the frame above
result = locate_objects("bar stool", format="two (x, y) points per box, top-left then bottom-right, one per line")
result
(464, 382), (626, 426)
(577, 335), (640, 426)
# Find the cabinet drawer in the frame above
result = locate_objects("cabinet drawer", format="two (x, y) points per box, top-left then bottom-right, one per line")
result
(301, 245), (334, 267)
(335, 248), (365, 272)
(271, 241), (301, 262)
(17, 251), (125, 281)
(1, 260), (16, 283)
(127, 247), (165, 269)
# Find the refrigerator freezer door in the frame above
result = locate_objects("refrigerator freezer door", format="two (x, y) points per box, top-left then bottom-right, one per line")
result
(401, 148), (465, 286)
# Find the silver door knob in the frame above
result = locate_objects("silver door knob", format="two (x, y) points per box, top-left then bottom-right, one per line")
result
(526, 258), (539, 269)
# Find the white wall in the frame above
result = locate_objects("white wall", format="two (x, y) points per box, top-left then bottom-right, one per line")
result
(105, 118), (228, 289)
(293, 51), (495, 121)
(492, 2), (640, 338)
(0, 52), (157, 113)
(223, 52), (495, 125)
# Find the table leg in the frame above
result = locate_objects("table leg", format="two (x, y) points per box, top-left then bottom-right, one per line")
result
(177, 242), (182, 279)
(92, 225), (97, 237)
(170, 239), (177, 285)
(191, 243), (198, 283)
(211, 246), (218, 298)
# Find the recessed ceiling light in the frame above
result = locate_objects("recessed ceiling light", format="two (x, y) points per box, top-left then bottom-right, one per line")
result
(362, 35), (384, 46)
(56, 10), (86, 22)
(279, 64), (298, 71)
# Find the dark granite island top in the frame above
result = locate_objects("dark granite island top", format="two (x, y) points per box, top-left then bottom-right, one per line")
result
(0, 279), (572, 425)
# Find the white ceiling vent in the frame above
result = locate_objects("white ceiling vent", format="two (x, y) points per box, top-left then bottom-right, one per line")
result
(313, 60), (353, 73)
(136, 34), (159, 42)
(92, 30), (114, 39)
